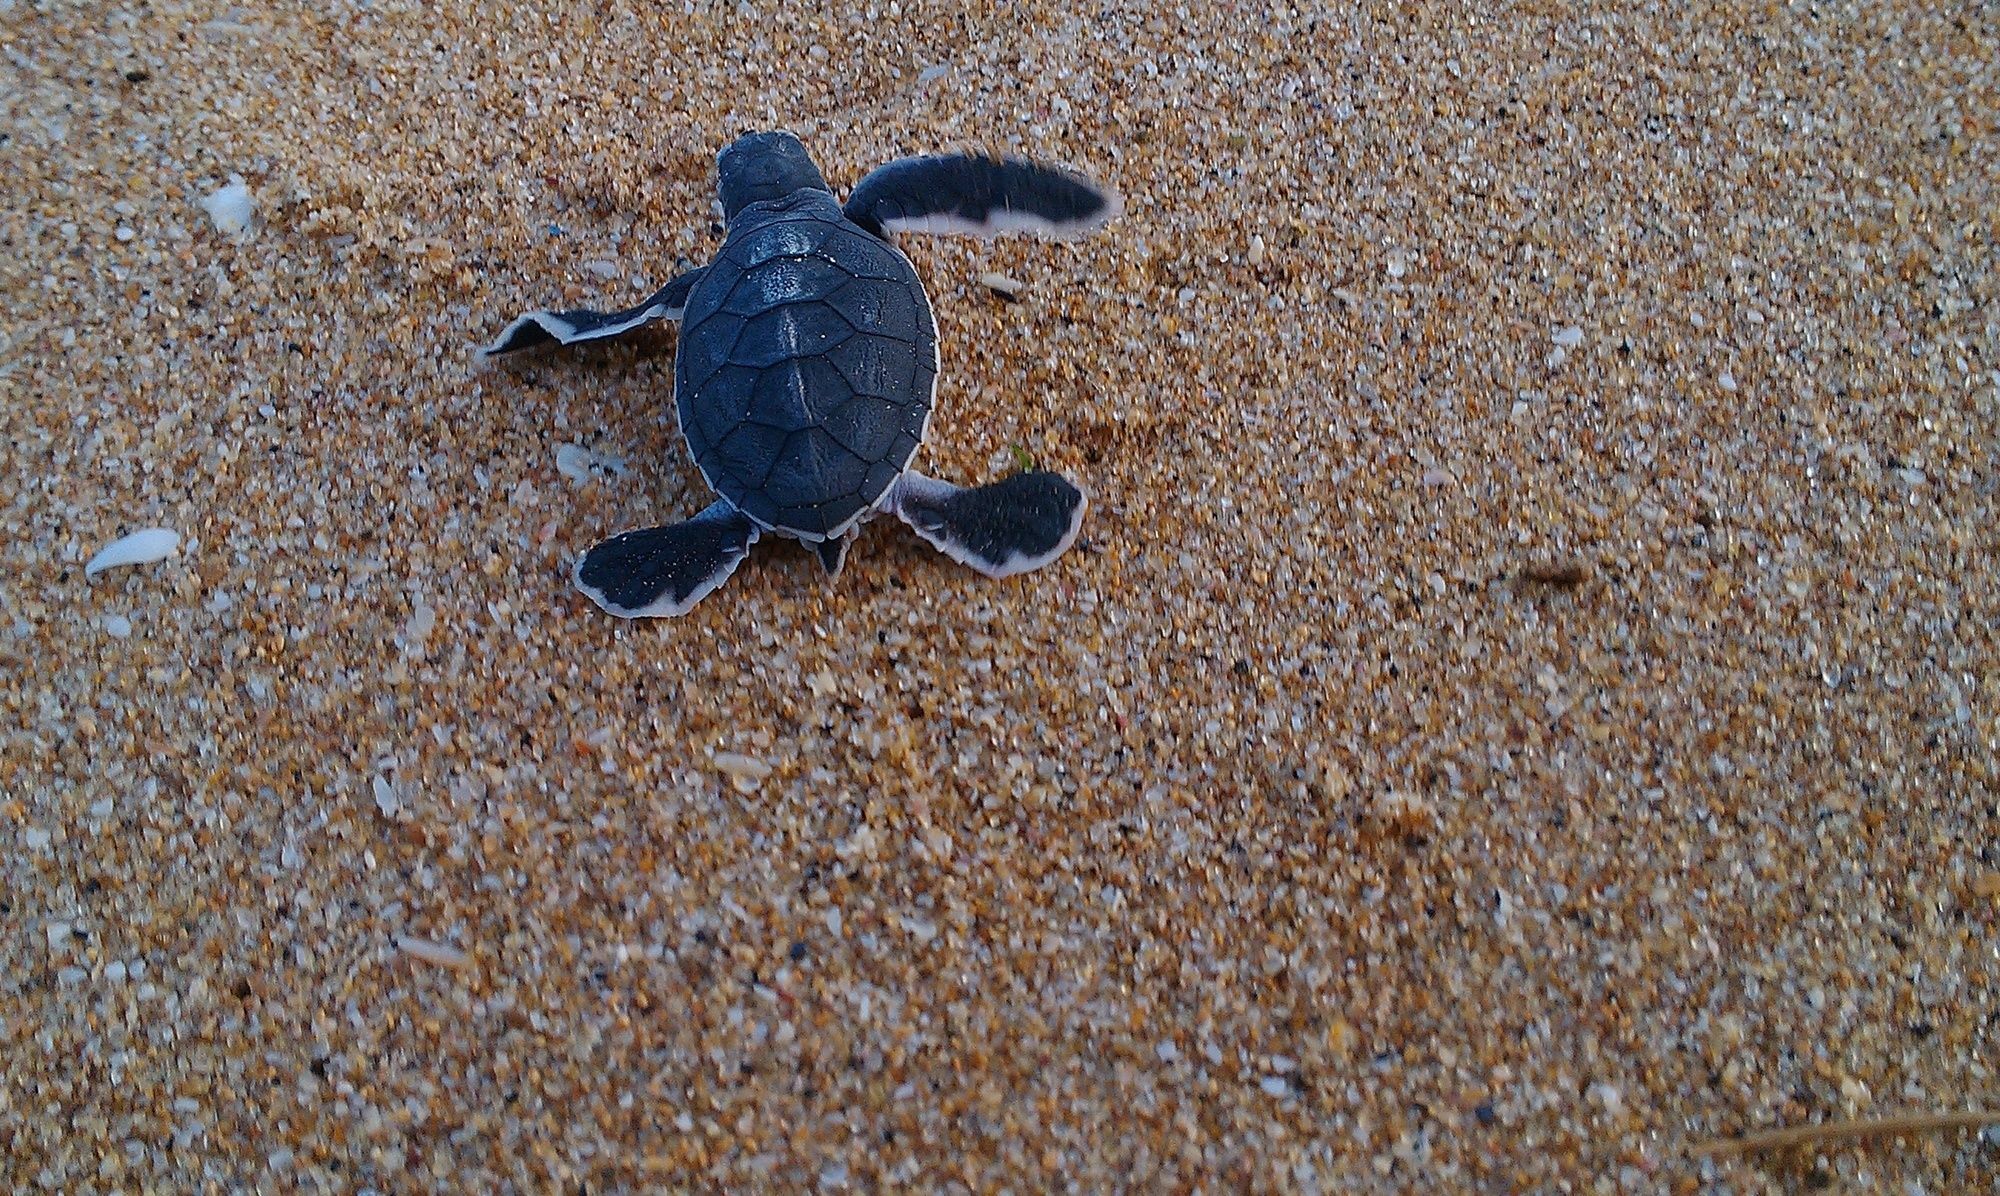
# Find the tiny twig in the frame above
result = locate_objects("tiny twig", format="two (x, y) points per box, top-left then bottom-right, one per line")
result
(1517, 559), (1591, 588)
(1692, 1110), (2000, 1156)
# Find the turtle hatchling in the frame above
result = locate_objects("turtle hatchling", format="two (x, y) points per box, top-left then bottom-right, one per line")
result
(484, 130), (1119, 618)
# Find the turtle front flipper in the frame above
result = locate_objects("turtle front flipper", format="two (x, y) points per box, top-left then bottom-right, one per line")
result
(574, 499), (759, 618)
(843, 155), (1119, 240)
(481, 266), (709, 357)
(890, 471), (1087, 579)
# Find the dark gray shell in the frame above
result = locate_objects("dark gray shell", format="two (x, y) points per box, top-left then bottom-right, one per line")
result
(675, 193), (938, 539)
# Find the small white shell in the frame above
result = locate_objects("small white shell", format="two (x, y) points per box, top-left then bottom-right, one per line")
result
(978, 271), (1025, 298)
(555, 442), (629, 482)
(202, 180), (254, 235)
(394, 934), (471, 970)
(714, 752), (773, 792)
(84, 528), (180, 579)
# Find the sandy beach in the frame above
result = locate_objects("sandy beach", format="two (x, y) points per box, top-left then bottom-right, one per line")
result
(3, 1), (1995, 1189)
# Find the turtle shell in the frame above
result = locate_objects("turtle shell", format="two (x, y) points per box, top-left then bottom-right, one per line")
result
(675, 193), (938, 540)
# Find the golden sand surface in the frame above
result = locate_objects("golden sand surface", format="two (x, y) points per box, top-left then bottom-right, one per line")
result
(3, 1), (1995, 1189)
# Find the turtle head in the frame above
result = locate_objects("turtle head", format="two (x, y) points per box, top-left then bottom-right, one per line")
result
(716, 131), (830, 221)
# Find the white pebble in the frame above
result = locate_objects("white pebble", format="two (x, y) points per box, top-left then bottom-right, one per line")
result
(89, 798), (114, 819)
(916, 63), (950, 85)
(1386, 248), (1410, 279)
(1588, 1082), (1624, 1114)
(46, 921), (72, 949)
(105, 960), (128, 983)
(1551, 325), (1585, 348)
(582, 259), (621, 280)
(401, 602), (436, 654)
(1260, 1075), (1291, 1097)
(555, 444), (592, 480)
(58, 966), (88, 986)
(23, 827), (51, 851)
(1718, 371), (1738, 392)
(1248, 233), (1266, 266)
(85, 528), (180, 578)
(115, 226), (136, 242)
(103, 614), (133, 638)
(371, 774), (400, 817)
(201, 180), (254, 235)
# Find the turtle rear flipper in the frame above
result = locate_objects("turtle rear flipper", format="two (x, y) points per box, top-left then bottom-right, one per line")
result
(843, 155), (1119, 240)
(891, 471), (1086, 579)
(574, 500), (759, 618)
(482, 266), (708, 357)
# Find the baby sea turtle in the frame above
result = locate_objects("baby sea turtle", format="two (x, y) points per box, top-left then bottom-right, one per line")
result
(484, 130), (1119, 618)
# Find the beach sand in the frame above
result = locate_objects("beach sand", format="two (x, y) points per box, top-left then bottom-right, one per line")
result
(2, 1), (1995, 1189)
